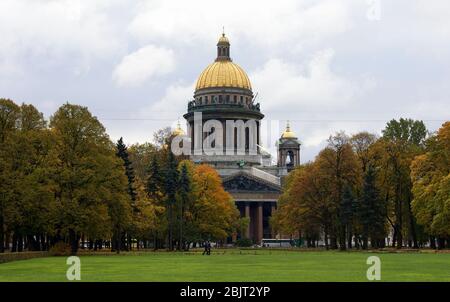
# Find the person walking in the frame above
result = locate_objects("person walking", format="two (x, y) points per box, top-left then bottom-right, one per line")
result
(206, 241), (211, 255)
(202, 240), (209, 255)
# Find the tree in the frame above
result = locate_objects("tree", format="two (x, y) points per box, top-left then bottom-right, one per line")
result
(116, 137), (137, 203)
(272, 164), (323, 247)
(189, 164), (239, 242)
(146, 155), (164, 201)
(144, 154), (166, 249)
(49, 103), (131, 255)
(358, 165), (387, 249)
(0, 100), (56, 253)
(116, 137), (138, 251)
(340, 185), (355, 249)
(177, 161), (191, 250)
(350, 132), (377, 173)
(317, 132), (361, 249)
(0, 99), (20, 252)
(380, 118), (427, 248)
(411, 122), (450, 249)
(164, 151), (179, 250)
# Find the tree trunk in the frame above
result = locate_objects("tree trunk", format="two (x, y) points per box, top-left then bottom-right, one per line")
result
(339, 224), (346, 251)
(0, 213), (4, 253)
(324, 227), (329, 250)
(80, 234), (85, 249)
(69, 229), (79, 255)
(347, 224), (353, 249)
(437, 237), (445, 250)
(394, 187), (403, 249)
(429, 236), (436, 249)
(11, 233), (17, 252)
(17, 234), (23, 252)
(127, 234), (132, 251)
(179, 202), (183, 251)
(408, 210), (418, 248)
(168, 204), (173, 251)
(40, 234), (47, 251)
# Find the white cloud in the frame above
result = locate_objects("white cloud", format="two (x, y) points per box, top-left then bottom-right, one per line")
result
(251, 49), (375, 112)
(112, 45), (175, 87)
(2, 0), (450, 163)
(143, 81), (195, 119)
(128, 0), (354, 52)
(0, 0), (124, 76)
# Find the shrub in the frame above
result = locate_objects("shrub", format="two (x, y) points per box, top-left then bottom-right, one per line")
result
(0, 252), (49, 264)
(235, 238), (253, 247)
(49, 242), (72, 256)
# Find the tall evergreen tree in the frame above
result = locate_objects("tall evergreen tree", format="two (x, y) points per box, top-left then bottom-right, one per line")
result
(146, 155), (163, 200)
(165, 151), (178, 250)
(359, 165), (386, 249)
(177, 162), (191, 250)
(116, 137), (137, 203)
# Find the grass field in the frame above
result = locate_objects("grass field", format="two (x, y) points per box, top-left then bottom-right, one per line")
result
(0, 250), (449, 282)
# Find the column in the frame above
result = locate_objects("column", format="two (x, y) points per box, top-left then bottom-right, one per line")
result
(245, 203), (250, 239)
(257, 202), (263, 243)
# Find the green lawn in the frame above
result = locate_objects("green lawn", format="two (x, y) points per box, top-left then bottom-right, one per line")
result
(0, 250), (449, 282)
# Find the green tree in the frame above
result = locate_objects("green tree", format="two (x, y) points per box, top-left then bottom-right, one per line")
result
(164, 151), (178, 250)
(116, 137), (137, 203)
(358, 165), (387, 249)
(318, 132), (361, 249)
(176, 161), (192, 250)
(380, 118), (427, 248)
(116, 137), (138, 251)
(49, 103), (131, 255)
(0, 99), (20, 252)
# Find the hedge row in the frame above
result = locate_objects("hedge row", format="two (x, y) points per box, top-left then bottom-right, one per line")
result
(0, 251), (49, 264)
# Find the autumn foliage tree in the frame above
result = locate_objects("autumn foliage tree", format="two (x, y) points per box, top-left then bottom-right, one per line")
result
(411, 122), (450, 249)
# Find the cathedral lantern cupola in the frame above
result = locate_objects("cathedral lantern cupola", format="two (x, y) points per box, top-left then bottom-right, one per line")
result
(277, 121), (301, 172)
(216, 33), (231, 61)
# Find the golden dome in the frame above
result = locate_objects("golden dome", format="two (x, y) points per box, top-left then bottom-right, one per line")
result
(172, 121), (185, 136)
(281, 121), (297, 139)
(195, 61), (252, 91)
(218, 33), (229, 44)
(195, 33), (252, 91)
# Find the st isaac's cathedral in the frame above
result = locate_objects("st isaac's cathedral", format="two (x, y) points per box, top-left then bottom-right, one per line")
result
(180, 33), (301, 243)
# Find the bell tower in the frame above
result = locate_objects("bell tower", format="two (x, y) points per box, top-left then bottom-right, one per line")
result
(277, 121), (301, 172)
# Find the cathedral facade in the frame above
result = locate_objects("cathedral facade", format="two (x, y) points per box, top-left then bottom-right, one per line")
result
(182, 33), (301, 243)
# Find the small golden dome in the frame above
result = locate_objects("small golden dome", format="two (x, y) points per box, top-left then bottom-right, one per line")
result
(218, 33), (229, 44)
(281, 121), (297, 139)
(195, 61), (252, 91)
(172, 121), (185, 136)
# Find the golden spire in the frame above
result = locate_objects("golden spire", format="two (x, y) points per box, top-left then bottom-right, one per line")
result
(281, 120), (297, 139)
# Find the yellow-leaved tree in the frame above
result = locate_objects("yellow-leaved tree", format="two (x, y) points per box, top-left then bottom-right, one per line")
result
(411, 122), (450, 249)
(180, 162), (239, 244)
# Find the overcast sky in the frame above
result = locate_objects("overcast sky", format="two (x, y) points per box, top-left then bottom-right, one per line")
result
(1, 0), (449, 162)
